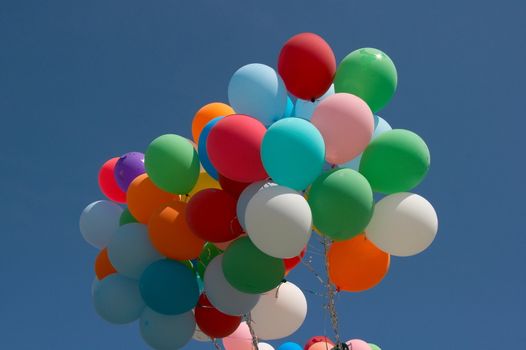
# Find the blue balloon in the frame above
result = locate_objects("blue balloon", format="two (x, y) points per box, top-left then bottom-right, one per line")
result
(93, 274), (145, 324)
(294, 84), (335, 121)
(198, 116), (223, 179)
(228, 63), (287, 126)
(140, 307), (196, 350)
(261, 118), (325, 190)
(278, 342), (303, 350)
(140, 259), (199, 315)
(284, 96), (295, 118)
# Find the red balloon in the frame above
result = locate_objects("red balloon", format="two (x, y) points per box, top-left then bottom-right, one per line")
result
(219, 174), (252, 199)
(278, 33), (336, 101)
(186, 189), (243, 242)
(305, 336), (335, 350)
(207, 115), (268, 183)
(195, 294), (242, 338)
(98, 157), (126, 203)
(284, 246), (307, 272)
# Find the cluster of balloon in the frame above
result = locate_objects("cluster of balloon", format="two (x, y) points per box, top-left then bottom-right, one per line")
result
(79, 32), (438, 350)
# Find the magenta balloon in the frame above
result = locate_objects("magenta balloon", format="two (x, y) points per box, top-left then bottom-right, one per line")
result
(114, 152), (145, 191)
(222, 322), (254, 350)
(344, 339), (370, 350)
(311, 93), (374, 164)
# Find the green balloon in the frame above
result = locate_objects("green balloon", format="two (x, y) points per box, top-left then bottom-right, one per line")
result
(334, 48), (397, 113)
(119, 208), (138, 226)
(308, 169), (373, 241)
(359, 129), (430, 194)
(145, 134), (200, 194)
(369, 344), (381, 350)
(222, 237), (285, 294)
(196, 243), (223, 279)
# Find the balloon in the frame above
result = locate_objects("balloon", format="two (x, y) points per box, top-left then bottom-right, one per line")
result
(107, 223), (163, 279)
(368, 344), (381, 350)
(94, 248), (117, 280)
(219, 174), (252, 199)
(92, 274), (144, 324)
(145, 134), (201, 194)
(193, 324), (212, 342)
(186, 189), (243, 243)
(308, 169), (374, 241)
(304, 336), (334, 350)
(114, 152), (145, 191)
(328, 234), (390, 292)
(126, 174), (180, 224)
(192, 102), (235, 143)
(189, 170), (221, 197)
(119, 208), (138, 226)
(196, 243), (223, 278)
(207, 114), (268, 182)
(261, 118), (325, 190)
(284, 96), (294, 118)
(308, 342), (335, 350)
(214, 235), (246, 251)
(283, 246), (306, 273)
(365, 193), (438, 257)
(311, 93), (374, 164)
(279, 342), (303, 350)
(204, 255), (260, 316)
(222, 322), (254, 350)
(140, 259), (200, 315)
(228, 63), (287, 126)
(140, 307), (195, 350)
(237, 181), (276, 230)
(345, 339), (370, 350)
(294, 84), (334, 121)
(195, 294), (242, 338)
(245, 185), (312, 258)
(198, 117), (223, 179)
(334, 48), (397, 113)
(259, 343), (275, 350)
(251, 281), (307, 340)
(278, 33), (336, 101)
(222, 237), (285, 294)
(148, 201), (205, 260)
(98, 157), (127, 203)
(359, 129), (430, 194)
(80, 200), (123, 249)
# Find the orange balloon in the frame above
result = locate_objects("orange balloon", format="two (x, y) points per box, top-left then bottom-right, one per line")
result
(328, 234), (390, 292)
(127, 174), (180, 224)
(148, 201), (205, 260)
(192, 102), (235, 143)
(94, 248), (117, 280)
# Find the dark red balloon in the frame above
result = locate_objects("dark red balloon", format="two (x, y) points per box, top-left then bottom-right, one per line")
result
(98, 157), (127, 203)
(284, 246), (307, 272)
(186, 189), (243, 243)
(219, 174), (252, 199)
(304, 336), (335, 350)
(278, 33), (336, 101)
(195, 294), (242, 338)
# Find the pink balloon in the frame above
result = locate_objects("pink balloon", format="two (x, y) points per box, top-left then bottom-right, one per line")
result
(311, 93), (374, 164)
(345, 339), (371, 350)
(222, 322), (255, 350)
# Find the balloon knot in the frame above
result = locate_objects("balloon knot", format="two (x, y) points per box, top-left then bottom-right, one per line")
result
(310, 98), (316, 102)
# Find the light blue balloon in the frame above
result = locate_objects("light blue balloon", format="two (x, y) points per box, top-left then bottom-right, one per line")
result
(80, 200), (123, 249)
(198, 116), (223, 179)
(236, 181), (276, 230)
(140, 307), (196, 350)
(93, 274), (145, 324)
(228, 63), (287, 126)
(278, 342), (303, 350)
(294, 84), (335, 121)
(261, 118), (325, 190)
(284, 96), (294, 118)
(140, 259), (199, 315)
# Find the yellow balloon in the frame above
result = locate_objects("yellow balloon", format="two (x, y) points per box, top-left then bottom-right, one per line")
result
(189, 170), (220, 197)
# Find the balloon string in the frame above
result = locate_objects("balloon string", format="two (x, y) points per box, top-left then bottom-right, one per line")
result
(212, 338), (223, 350)
(323, 236), (342, 347)
(245, 313), (259, 350)
(301, 257), (325, 285)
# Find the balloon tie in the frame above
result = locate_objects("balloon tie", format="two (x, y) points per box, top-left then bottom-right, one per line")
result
(323, 236), (342, 346)
(244, 313), (259, 350)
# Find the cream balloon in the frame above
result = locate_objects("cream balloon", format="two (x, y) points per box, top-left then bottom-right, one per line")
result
(245, 186), (312, 258)
(250, 281), (307, 340)
(258, 343), (275, 350)
(366, 192), (438, 257)
(193, 324), (211, 342)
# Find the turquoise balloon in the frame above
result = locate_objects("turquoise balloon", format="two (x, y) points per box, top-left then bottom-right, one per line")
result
(198, 116), (223, 179)
(228, 63), (287, 126)
(284, 96), (294, 118)
(278, 342), (303, 350)
(294, 84), (334, 121)
(140, 260), (199, 315)
(261, 118), (325, 190)
(140, 307), (196, 350)
(93, 274), (145, 324)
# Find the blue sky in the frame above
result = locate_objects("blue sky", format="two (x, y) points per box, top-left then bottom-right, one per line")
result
(1, 0), (525, 349)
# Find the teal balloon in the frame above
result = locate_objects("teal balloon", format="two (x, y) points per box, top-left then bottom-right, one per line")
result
(261, 118), (325, 190)
(140, 307), (196, 350)
(93, 274), (145, 324)
(198, 117), (223, 179)
(228, 63), (287, 126)
(284, 96), (294, 118)
(294, 84), (334, 121)
(140, 259), (199, 315)
(278, 342), (303, 350)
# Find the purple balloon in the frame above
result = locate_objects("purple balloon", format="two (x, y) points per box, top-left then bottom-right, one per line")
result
(114, 152), (145, 191)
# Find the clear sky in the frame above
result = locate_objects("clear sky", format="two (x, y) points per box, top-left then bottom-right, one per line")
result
(1, 0), (525, 349)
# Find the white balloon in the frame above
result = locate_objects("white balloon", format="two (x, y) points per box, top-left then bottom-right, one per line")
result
(193, 324), (211, 342)
(258, 343), (275, 350)
(237, 181), (276, 230)
(107, 223), (163, 279)
(140, 308), (196, 350)
(366, 193), (438, 257)
(250, 281), (307, 340)
(204, 255), (260, 316)
(245, 186), (311, 258)
(79, 200), (123, 249)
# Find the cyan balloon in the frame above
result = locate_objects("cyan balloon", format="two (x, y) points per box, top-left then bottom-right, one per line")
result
(294, 84), (334, 121)
(228, 63), (287, 126)
(92, 274), (145, 324)
(284, 96), (294, 118)
(278, 342), (303, 350)
(198, 116), (223, 179)
(261, 118), (325, 190)
(140, 307), (196, 350)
